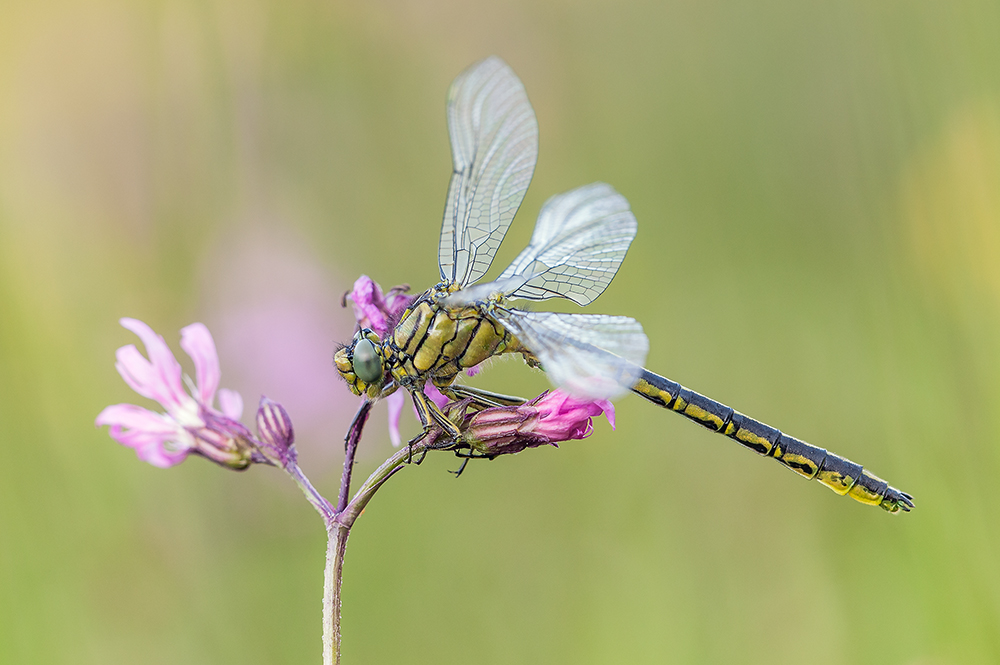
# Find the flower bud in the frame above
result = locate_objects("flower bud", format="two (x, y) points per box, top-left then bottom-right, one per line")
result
(190, 411), (256, 470)
(462, 390), (614, 457)
(255, 397), (297, 466)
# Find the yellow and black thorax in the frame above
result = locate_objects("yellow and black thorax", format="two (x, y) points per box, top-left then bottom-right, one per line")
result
(384, 284), (522, 390)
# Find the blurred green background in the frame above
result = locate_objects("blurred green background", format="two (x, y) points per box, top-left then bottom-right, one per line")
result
(2, 0), (999, 663)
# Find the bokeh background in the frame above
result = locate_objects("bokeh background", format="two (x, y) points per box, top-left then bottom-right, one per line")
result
(2, 0), (999, 663)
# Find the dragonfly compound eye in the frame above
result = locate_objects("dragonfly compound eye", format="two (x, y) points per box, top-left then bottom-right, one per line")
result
(352, 338), (383, 384)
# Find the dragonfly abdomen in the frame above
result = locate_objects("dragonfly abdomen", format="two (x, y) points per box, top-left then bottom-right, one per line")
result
(631, 369), (913, 513)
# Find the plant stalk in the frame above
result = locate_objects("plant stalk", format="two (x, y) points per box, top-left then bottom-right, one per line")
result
(323, 521), (350, 665)
(289, 393), (437, 664)
(323, 439), (433, 663)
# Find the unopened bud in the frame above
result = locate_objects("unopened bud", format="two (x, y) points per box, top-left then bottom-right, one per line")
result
(191, 412), (256, 470)
(255, 397), (296, 466)
(462, 390), (615, 457)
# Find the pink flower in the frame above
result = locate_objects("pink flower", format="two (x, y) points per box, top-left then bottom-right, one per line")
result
(460, 390), (615, 456)
(344, 275), (413, 337)
(96, 318), (254, 469)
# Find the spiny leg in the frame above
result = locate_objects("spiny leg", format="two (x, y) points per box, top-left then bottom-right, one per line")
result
(406, 390), (430, 463)
(449, 457), (471, 478)
(407, 388), (464, 462)
(448, 448), (495, 477)
(439, 384), (527, 408)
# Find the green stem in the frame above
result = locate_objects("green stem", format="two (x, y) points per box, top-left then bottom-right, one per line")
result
(324, 522), (350, 665)
(323, 441), (433, 663)
(338, 441), (430, 528)
(288, 427), (433, 664)
(286, 461), (336, 522)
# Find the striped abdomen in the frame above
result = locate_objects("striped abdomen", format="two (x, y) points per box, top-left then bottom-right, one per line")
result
(632, 369), (913, 513)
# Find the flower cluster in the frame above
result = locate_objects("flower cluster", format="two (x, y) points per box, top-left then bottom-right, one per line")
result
(96, 318), (294, 469)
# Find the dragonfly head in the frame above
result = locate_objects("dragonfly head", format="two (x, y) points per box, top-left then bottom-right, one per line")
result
(334, 329), (387, 398)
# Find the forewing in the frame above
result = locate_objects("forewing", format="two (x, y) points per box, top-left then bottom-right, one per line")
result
(445, 183), (637, 307)
(439, 57), (539, 287)
(493, 309), (649, 400)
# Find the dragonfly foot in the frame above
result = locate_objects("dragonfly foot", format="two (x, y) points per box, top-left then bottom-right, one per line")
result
(404, 444), (430, 465)
(448, 458), (470, 477)
(405, 428), (434, 464)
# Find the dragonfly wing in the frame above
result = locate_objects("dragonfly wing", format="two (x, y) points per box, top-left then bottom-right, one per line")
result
(445, 183), (637, 307)
(498, 183), (637, 305)
(493, 309), (649, 400)
(439, 57), (539, 288)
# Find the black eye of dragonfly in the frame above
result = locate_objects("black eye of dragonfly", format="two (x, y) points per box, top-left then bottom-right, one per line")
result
(352, 338), (382, 384)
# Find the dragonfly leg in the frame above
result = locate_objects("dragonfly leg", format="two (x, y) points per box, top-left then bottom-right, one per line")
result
(408, 388), (463, 458)
(448, 457), (470, 477)
(406, 392), (430, 463)
(448, 448), (495, 477)
(439, 384), (527, 408)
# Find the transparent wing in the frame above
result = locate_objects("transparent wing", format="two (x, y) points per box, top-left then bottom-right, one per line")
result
(493, 309), (649, 400)
(439, 57), (539, 287)
(445, 183), (637, 307)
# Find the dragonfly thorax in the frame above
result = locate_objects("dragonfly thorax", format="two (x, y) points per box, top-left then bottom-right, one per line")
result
(334, 288), (525, 401)
(383, 288), (523, 392)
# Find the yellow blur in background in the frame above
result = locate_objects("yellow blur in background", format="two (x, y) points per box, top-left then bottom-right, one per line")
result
(1, 0), (999, 663)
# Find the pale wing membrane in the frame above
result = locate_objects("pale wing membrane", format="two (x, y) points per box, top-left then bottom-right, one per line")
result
(439, 57), (539, 287)
(493, 309), (649, 400)
(497, 183), (637, 305)
(445, 183), (637, 308)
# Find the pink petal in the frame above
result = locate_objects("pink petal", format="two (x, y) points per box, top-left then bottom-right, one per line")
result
(96, 403), (177, 432)
(426, 384), (450, 410)
(541, 390), (615, 428)
(529, 390), (616, 440)
(465, 365), (482, 377)
(96, 404), (191, 468)
(117, 318), (189, 412)
(217, 389), (244, 420)
(128, 431), (191, 468)
(595, 399), (615, 430)
(114, 345), (167, 401)
(383, 286), (414, 320)
(385, 391), (405, 447)
(350, 276), (389, 335)
(180, 323), (220, 405)
(533, 389), (566, 416)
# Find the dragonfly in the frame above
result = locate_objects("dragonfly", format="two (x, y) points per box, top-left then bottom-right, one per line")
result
(334, 56), (913, 514)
